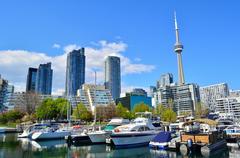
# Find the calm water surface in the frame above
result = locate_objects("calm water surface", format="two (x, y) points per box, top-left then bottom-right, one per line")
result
(0, 134), (238, 158)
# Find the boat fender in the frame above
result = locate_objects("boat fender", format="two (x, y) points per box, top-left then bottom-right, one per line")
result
(114, 129), (120, 133)
(180, 144), (189, 156)
(187, 139), (193, 148)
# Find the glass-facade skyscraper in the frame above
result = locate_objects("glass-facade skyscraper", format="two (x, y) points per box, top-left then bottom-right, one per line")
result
(26, 67), (38, 92)
(104, 56), (121, 100)
(35, 62), (53, 95)
(65, 48), (85, 96)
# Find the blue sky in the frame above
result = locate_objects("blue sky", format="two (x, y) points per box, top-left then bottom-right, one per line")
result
(0, 0), (239, 94)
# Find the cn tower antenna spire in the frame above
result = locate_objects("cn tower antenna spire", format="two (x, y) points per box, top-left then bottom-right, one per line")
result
(174, 12), (185, 85)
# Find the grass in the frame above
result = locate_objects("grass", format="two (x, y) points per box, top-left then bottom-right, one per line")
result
(0, 122), (17, 128)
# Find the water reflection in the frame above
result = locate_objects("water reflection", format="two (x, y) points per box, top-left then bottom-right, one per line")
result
(0, 134), (239, 158)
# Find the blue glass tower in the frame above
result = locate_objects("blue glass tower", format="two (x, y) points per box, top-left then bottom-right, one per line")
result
(26, 67), (37, 92)
(105, 56), (121, 100)
(65, 48), (85, 96)
(35, 62), (53, 95)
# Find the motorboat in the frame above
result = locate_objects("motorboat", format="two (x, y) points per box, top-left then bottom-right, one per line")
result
(149, 131), (173, 150)
(224, 125), (240, 144)
(66, 129), (92, 145)
(217, 119), (234, 131)
(0, 127), (16, 133)
(224, 125), (240, 136)
(18, 123), (51, 138)
(108, 116), (160, 148)
(31, 127), (71, 140)
(88, 118), (129, 144)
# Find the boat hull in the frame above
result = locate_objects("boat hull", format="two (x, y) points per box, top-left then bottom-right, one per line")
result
(111, 132), (157, 147)
(32, 131), (71, 140)
(88, 131), (110, 143)
(149, 141), (169, 150)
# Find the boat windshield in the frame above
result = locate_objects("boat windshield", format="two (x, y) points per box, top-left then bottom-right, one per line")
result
(104, 125), (118, 131)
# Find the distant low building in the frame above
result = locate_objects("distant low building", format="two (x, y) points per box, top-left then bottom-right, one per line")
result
(229, 90), (240, 97)
(116, 89), (152, 111)
(77, 84), (115, 112)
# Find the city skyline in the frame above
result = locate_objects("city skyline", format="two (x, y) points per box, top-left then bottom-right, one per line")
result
(0, 1), (240, 95)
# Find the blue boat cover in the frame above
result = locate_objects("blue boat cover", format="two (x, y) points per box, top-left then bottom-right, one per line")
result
(151, 131), (171, 143)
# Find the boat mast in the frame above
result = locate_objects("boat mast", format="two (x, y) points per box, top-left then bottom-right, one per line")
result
(94, 71), (97, 125)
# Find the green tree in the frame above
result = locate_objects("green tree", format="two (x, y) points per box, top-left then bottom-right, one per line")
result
(116, 102), (133, 119)
(154, 104), (166, 117)
(195, 102), (209, 118)
(36, 98), (57, 120)
(36, 98), (70, 120)
(167, 98), (174, 109)
(55, 98), (69, 120)
(133, 102), (151, 114)
(73, 103), (93, 122)
(0, 110), (24, 124)
(162, 108), (177, 123)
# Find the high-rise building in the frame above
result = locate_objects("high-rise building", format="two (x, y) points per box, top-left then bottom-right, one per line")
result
(3, 85), (14, 110)
(104, 56), (121, 100)
(200, 83), (229, 110)
(0, 75), (8, 110)
(215, 97), (240, 120)
(127, 88), (148, 97)
(65, 48), (85, 96)
(174, 12), (185, 86)
(35, 62), (53, 95)
(157, 73), (174, 88)
(153, 81), (200, 115)
(26, 67), (38, 92)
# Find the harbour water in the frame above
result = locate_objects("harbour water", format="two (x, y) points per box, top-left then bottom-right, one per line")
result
(0, 133), (238, 158)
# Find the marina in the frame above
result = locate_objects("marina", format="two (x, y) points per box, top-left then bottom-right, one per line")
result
(0, 133), (238, 158)
(0, 113), (240, 157)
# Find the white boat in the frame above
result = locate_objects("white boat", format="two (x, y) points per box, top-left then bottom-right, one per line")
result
(0, 127), (16, 133)
(88, 118), (129, 143)
(224, 125), (240, 136)
(31, 127), (71, 140)
(108, 116), (160, 147)
(18, 123), (51, 138)
(217, 119), (234, 131)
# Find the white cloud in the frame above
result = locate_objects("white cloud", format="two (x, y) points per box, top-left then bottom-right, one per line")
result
(0, 40), (155, 94)
(52, 43), (61, 49)
(134, 57), (142, 62)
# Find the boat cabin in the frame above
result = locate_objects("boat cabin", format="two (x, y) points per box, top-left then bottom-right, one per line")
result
(180, 119), (221, 145)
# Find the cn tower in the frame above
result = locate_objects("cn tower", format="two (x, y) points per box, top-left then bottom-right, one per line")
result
(174, 12), (185, 85)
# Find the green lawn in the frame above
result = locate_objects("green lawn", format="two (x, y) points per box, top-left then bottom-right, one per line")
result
(0, 122), (17, 128)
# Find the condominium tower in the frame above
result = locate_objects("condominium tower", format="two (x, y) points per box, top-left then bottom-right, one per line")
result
(26, 67), (38, 92)
(200, 83), (229, 110)
(35, 62), (53, 95)
(104, 56), (121, 100)
(65, 48), (85, 96)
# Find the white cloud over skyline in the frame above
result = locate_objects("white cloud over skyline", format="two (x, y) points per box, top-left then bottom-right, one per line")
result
(52, 43), (61, 49)
(0, 40), (155, 95)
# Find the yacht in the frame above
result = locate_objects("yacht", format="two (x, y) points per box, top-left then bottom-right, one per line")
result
(18, 123), (51, 138)
(31, 127), (71, 140)
(107, 117), (160, 147)
(88, 118), (129, 143)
